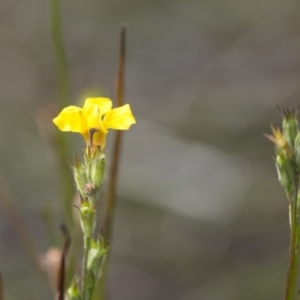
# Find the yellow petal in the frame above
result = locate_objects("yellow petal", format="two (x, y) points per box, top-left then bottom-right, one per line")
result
(103, 104), (136, 130)
(92, 130), (107, 149)
(83, 98), (112, 117)
(53, 106), (88, 134)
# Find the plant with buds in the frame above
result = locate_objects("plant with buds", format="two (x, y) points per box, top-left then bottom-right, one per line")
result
(266, 108), (300, 300)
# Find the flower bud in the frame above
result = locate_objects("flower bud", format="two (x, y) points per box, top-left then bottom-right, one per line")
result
(294, 132), (300, 170)
(276, 153), (295, 200)
(282, 109), (298, 147)
(80, 200), (96, 238)
(84, 147), (106, 204)
(73, 148), (106, 202)
(90, 152), (106, 192)
(87, 238), (108, 281)
(73, 155), (88, 198)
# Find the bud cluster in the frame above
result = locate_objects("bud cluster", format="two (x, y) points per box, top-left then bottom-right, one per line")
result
(266, 109), (300, 201)
(68, 145), (108, 300)
(74, 147), (106, 203)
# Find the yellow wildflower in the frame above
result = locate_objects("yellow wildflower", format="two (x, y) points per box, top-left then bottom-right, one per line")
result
(53, 97), (136, 149)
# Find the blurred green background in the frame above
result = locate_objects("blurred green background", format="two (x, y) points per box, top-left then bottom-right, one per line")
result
(1, 0), (299, 299)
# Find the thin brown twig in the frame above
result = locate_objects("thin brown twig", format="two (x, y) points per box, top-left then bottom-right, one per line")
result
(92, 25), (127, 300)
(103, 24), (126, 244)
(56, 224), (71, 300)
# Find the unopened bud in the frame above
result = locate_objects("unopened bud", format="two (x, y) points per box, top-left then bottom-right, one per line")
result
(90, 152), (106, 191)
(73, 149), (106, 202)
(294, 132), (300, 170)
(87, 238), (108, 282)
(84, 147), (106, 203)
(282, 109), (298, 147)
(73, 155), (88, 198)
(80, 200), (96, 238)
(276, 153), (295, 199)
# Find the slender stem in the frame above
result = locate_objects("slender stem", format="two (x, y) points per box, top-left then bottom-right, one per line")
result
(102, 25), (126, 244)
(50, 0), (70, 108)
(55, 134), (74, 226)
(82, 236), (92, 300)
(285, 177), (300, 300)
(50, 0), (75, 288)
(50, 0), (74, 229)
(285, 203), (298, 300)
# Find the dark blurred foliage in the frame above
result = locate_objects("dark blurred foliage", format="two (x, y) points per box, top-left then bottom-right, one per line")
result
(1, 0), (300, 299)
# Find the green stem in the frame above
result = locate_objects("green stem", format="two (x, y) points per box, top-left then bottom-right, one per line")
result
(55, 132), (74, 226)
(83, 236), (92, 300)
(81, 196), (97, 300)
(50, 0), (70, 108)
(285, 179), (300, 300)
(51, 0), (74, 228)
(285, 204), (298, 300)
(50, 0), (74, 229)
(50, 0), (75, 286)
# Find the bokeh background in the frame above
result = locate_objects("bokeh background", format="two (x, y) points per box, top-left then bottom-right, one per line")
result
(1, 0), (300, 299)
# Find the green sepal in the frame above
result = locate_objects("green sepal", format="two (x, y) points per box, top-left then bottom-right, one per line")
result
(73, 154), (88, 198)
(282, 110), (298, 147)
(294, 132), (300, 171)
(80, 200), (96, 238)
(90, 151), (106, 193)
(80, 237), (109, 299)
(73, 147), (106, 203)
(276, 152), (296, 200)
(87, 237), (108, 281)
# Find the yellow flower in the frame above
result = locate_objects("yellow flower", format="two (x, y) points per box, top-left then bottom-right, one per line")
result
(53, 97), (136, 149)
